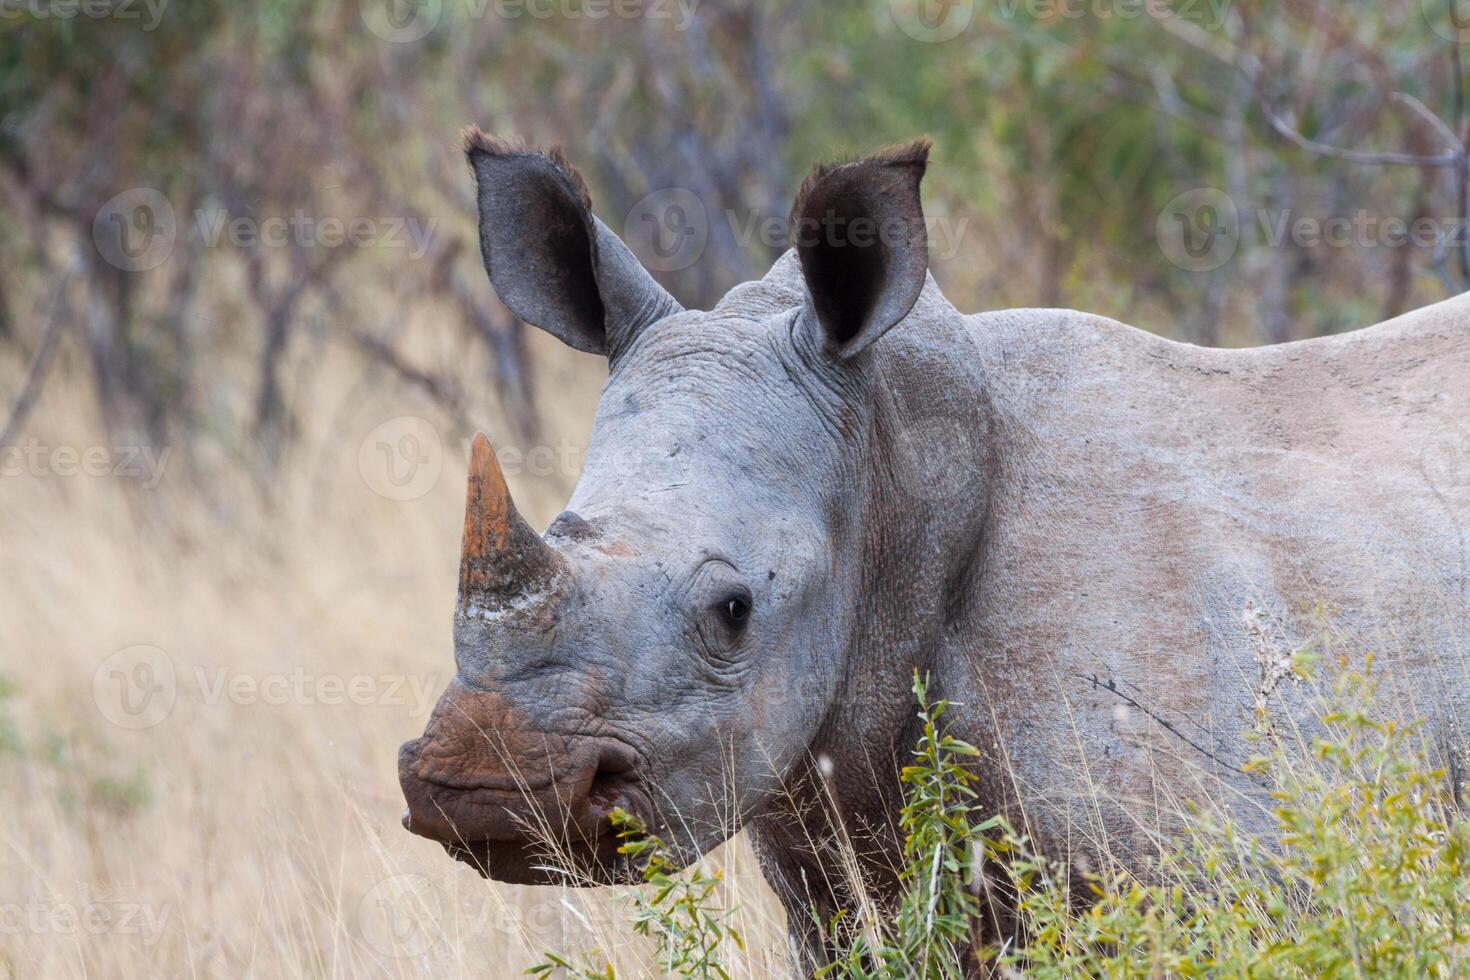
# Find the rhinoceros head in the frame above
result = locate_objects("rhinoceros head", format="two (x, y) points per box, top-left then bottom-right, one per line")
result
(398, 130), (931, 884)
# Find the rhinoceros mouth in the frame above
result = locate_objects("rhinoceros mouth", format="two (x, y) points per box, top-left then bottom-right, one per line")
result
(400, 762), (654, 886)
(442, 833), (642, 886)
(437, 774), (654, 886)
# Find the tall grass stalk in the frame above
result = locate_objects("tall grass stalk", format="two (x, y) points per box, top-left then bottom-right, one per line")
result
(530, 811), (743, 980)
(538, 656), (1470, 979)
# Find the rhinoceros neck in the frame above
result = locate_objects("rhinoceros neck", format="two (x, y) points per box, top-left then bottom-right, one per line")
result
(789, 282), (999, 832)
(796, 295), (1244, 829)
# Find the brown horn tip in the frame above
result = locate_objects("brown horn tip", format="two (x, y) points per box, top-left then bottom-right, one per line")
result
(458, 432), (561, 606)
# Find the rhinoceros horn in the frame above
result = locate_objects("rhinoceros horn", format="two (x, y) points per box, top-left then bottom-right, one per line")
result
(457, 432), (562, 609)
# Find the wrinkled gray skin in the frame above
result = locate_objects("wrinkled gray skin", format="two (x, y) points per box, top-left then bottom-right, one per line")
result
(400, 133), (1470, 975)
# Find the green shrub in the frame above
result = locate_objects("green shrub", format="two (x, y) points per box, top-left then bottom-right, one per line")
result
(998, 655), (1470, 978)
(530, 810), (742, 980)
(818, 672), (998, 979)
(535, 659), (1470, 979)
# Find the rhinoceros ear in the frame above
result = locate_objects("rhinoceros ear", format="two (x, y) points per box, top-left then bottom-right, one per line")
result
(463, 128), (682, 358)
(788, 139), (931, 358)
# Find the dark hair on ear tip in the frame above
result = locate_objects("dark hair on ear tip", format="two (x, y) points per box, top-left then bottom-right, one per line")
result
(787, 137), (932, 244)
(459, 126), (594, 214)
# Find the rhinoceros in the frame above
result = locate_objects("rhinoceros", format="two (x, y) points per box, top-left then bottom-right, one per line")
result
(399, 130), (1470, 971)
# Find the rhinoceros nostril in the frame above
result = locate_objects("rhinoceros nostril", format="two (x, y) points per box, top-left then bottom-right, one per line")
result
(547, 510), (597, 541)
(584, 741), (643, 822)
(594, 739), (638, 776)
(587, 767), (636, 814)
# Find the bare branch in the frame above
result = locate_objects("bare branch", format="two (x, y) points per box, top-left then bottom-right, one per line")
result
(1390, 92), (1463, 156)
(1, 261), (75, 447)
(1259, 100), (1459, 167)
(318, 285), (471, 430)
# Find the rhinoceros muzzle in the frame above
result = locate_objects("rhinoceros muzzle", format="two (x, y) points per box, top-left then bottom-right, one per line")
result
(398, 433), (651, 885)
(397, 701), (648, 884)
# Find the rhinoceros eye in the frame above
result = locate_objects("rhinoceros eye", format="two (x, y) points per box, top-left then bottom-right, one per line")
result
(718, 591), (752, 632)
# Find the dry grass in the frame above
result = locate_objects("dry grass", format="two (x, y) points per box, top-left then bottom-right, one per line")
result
(0, 312), (791, 977)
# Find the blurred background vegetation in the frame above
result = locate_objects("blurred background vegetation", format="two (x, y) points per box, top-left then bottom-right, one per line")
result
(7, 0), (1470, 486)
(4, 1), (1470, 974)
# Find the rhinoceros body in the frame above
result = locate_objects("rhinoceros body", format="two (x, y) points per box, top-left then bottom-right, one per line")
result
(399, 133), (1470, 972)
(836, 265), (1470, 847)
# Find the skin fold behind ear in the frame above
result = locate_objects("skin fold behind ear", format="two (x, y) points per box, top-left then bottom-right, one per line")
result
(788, 138), (931, 358)
(465, 129), (681, 358)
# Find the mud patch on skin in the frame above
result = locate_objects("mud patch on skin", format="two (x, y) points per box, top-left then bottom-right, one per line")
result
(1243, 601), (1304, 734)
(399, 671), (660, 887)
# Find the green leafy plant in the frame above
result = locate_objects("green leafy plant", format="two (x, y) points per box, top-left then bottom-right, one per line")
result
(995, 654), (1470, 978)
(819, 672), (998, 979)
(529, 810), (743, 980)
(537, 654), (1470, 979)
